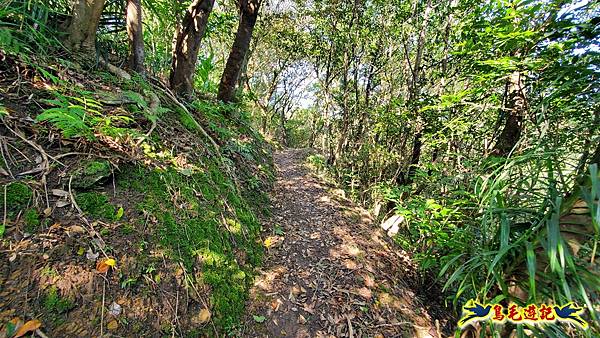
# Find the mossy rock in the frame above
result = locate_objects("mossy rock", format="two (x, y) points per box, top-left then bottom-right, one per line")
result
(1, 182), (32, 211)
(71, 160), (111, 189)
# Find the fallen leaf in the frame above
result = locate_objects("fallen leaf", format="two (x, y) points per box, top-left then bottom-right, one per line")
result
(198, 308), (211, 323)
(264, 235), (283, 248)
(264, 236), (275, 248)
(51, 189), (69, 197)
(271, 299), (283, 312)
(253, 315), (266, 323)
(298, 314), (307, 324)
(363, 274), (375, 288)
(303, 303), (315, 314)
(69, 225), (86, 234)
(115, 207), (124, 220)
(43, 207), (52, 217)
(96, 258), (116, 273)
(107, 320), (118, 330)
(13, 319), (41, 337)
(4, 318), (22, 338)
(355, 287), (372, 299)
(56, 200), (70, 208)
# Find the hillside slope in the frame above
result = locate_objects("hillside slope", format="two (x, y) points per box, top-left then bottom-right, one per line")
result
(0, 51), (274, 336)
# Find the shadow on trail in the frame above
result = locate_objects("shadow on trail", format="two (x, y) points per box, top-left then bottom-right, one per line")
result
(244, 149), (453, 338)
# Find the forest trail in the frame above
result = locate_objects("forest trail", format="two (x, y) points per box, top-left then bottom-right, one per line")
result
(244, 149), (443, 338)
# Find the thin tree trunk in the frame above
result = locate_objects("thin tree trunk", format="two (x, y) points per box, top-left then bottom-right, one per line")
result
(280, 108), (288, 146)
(169, 0), (215, 96)
(62, 0), (106, 55)
(218, 0), (261, 103)
(400, 0), (432, 187)
(492, 71), (526, 157)
(404, 132), (422, 185)
(126, 0), (144, 74)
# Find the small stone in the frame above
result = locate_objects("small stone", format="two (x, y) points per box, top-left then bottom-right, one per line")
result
(86, 248), (99, 261)
(108, 302), (122, 316)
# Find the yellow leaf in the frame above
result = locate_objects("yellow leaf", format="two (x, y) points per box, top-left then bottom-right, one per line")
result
(107, 320), (118, 330)
(96, 258), (116, 273)
(13, 319), (41, 337)
(198, 308), (211, 323)
(264, 236), (274, 248)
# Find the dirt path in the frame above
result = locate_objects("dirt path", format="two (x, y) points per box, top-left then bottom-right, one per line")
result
(243, 149), (443, 338)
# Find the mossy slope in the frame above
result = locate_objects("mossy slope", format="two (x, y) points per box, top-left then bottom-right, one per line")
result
(0, 53), (274, 336)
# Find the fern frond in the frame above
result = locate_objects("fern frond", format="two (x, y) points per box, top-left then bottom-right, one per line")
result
(123, 91), (148, 109)
(36, 106), (94, 139)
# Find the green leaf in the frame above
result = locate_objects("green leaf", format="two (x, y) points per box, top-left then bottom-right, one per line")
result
(253, 315), (266, 323)
(525, 241), (536, 303)
(115, 207), (124, 221)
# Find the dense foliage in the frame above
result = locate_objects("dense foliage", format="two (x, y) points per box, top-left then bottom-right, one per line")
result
(246, 0), (600, 336)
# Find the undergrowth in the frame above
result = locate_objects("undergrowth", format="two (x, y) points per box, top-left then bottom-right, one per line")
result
(118, 161), (264, 331)
(0, 49), (274, 335)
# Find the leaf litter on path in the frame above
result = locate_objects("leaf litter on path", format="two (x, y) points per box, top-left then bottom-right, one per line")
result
(243, 149), (448, 338)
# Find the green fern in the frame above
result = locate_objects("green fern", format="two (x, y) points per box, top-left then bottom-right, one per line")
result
(123, 90), (148, 109)
(36, 94), (97, 139)
(36, 106), (94, 139)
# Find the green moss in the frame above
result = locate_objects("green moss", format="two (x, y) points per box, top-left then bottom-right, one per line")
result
(72, 159), (111, 189)
(44, 286), (75, 314)
(1, 182), (32, 211)
(75, 191), (117, 220)
(177, 108), (200, 132)
(85, 160), (110, 176)
(117, 163), (264, 331)
(120, 222), (134, 235)
(24, 208), (41, 232)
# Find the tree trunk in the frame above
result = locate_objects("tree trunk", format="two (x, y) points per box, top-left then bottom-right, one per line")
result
(126, 0), (144, 74)
(404, 132), (422, 185)
(169, 0), (215, 96)
(62, 0), (106, 55)
(218, 0), (261, 103)
(492, 71), (526, 157)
